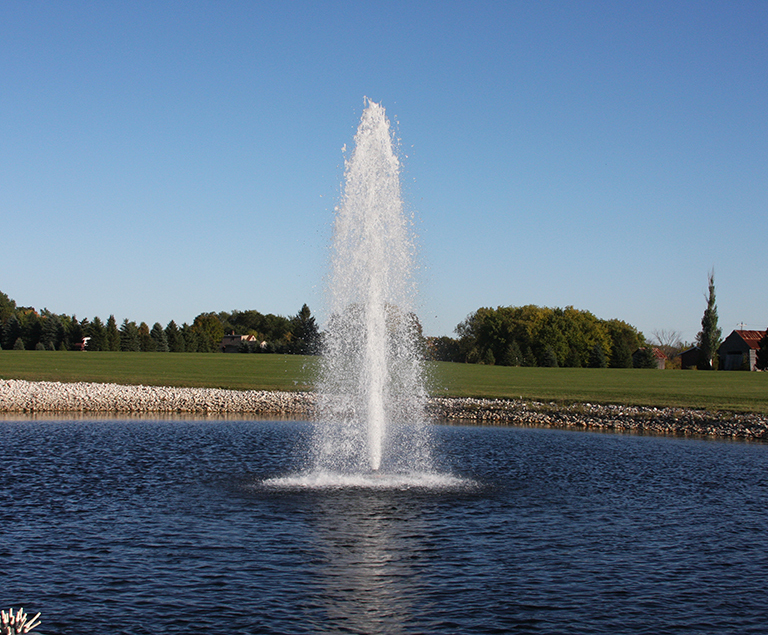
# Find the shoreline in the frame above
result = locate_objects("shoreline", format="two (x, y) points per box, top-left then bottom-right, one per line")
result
(1, 378), (767, 441)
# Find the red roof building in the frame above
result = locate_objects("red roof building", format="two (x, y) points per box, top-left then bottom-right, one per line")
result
(718, 330), (766, 371)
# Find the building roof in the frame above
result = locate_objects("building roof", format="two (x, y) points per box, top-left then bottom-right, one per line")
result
(734, 330), (766, 351)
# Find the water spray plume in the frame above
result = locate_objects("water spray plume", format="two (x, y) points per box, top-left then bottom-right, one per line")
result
(312, 99), (432, 477)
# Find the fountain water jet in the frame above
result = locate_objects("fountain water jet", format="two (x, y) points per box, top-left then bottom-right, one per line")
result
(311, 99), (432, 478)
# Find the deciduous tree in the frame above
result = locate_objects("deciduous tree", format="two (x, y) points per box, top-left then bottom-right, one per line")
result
(138, 322), (155, 352)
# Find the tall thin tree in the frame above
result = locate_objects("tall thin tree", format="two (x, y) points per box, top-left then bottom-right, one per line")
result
(696, 270), (722, 370)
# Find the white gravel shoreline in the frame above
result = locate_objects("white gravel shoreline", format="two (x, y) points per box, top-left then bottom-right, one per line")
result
(2, 378), (766, 440)
(0, 379), (315, 416)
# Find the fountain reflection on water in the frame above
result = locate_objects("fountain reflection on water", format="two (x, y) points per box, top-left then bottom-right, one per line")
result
(270, 99), (462, 489)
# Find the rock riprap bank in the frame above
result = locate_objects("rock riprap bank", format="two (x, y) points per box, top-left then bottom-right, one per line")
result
(0, 379), (315, 417)
(1, 379), (766, 440)
(428, 397), (768, 440)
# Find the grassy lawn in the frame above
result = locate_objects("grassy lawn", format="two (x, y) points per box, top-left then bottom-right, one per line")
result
(427, 363), (768, 414)
(1, 351), (766, 414)
(0, 351), (317, 392)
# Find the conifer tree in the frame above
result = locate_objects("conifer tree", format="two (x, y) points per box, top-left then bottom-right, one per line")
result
(609, 338), (633, 368)
(150, 322), (169, 352)
(696, 270), (722, 370)
(106, 315), (121, 351)
(588, 342), (607, 368)
(165, 320), (185, 352)
(87, 316), (107, 351)
(120, 320), (140, 351)
(540, 345), (558, 367)
(501, 341), (522, 366)
(3, 315), (21, 350)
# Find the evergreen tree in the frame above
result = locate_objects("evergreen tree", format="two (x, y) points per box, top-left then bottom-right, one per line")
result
(610, 338), (633, 368)
(150, 322), (169, 352)
(40, 314), (65, 351)
(633, 347), (659, 369)
(522, 346), (537, 367)
(539, 345), (558, 367)
(500, 341), (522, 366)
(756, 329), (768, 371)
(696, 270), (722, 370)
(120, 319), (140, 351)
(106, 315), (121, 351)
(3, 315), (22, 350)
(481, 347), (495, 365)
(19, 309), (42, 350)
(290, 304), (320, 354)
(181, 323), (199, 352)
(588, 342), (607, 368)
(67, 317), (85, 351)
(13, 337), (25, 350)
(87, 316), (107, 351)
(165, 320), (185, 352)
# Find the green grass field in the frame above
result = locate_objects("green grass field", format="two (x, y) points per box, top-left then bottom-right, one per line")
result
(1, 351), (766, 414)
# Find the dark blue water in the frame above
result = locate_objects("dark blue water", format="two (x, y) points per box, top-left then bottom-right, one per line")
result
(2, 419), (767, 634)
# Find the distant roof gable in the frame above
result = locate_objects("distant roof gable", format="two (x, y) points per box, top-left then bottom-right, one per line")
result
(734, 330), (766, 351)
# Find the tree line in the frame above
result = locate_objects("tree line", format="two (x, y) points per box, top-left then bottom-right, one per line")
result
(1, 289), (664, 368)
(0, 291), (319, 354)
(427, 305), (649, 368)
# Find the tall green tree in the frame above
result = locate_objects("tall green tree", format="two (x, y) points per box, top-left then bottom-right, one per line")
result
(192, 313), (225, 352)
(539, 345), (559, 367)
(696, 270), (722, 370)
(120, 319), (140, 351)
(2, 314), (22, 350)
(500, 341), (522, 366)
(150, 322), (169, 352)
(138, 322), (155, 352)
(106, 315), (121, 351)
(165, 320), (185, 352)
(290, 304), (320, 354)
(181, 323), (199, 352)
(86, 316), (107, 351)
(67, 316), (85, 351)
(588, 342), (607, 368)
(40, 312), (65, 350)
(0, 291), (16, 324)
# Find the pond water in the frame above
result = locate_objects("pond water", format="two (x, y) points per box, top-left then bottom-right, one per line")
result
(2, 419), (767, 634)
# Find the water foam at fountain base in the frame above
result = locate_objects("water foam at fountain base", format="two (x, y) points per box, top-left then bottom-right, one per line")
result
(263, 470), (472, 491)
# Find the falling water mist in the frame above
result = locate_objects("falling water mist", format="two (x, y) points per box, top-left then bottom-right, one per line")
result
(312, 99), (432, 478)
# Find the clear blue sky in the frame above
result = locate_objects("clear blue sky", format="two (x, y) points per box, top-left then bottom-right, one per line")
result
(2, 1), (766, 344)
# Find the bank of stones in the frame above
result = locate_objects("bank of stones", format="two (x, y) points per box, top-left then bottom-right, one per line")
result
(1, 379), (766, 440)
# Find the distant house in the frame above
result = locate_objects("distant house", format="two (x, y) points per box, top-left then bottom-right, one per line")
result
(74, 336), (91, 352)
(679, 346), (700, 370)
(219, 333), (257, 353)
(717, 330), (766, 371)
